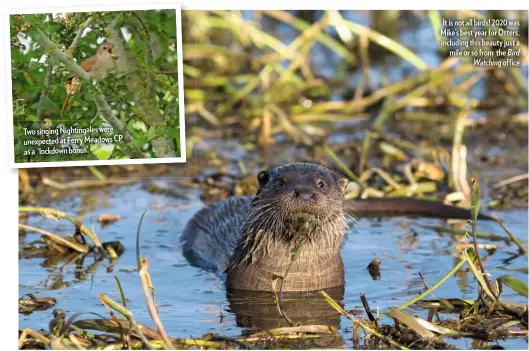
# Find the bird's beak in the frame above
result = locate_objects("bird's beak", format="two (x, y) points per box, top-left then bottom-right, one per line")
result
(109, 48), (117, 59)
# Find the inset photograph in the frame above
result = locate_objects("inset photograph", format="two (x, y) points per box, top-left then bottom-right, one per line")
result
(8, 5), (185, 167)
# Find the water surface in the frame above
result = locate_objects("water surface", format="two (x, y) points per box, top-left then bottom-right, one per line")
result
(19, 181), (528, 349)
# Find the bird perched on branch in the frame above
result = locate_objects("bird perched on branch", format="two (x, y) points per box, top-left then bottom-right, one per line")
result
(61, 43), (117, 114)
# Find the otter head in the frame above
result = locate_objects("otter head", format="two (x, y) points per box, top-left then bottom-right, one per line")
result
(255, 163), (348, 217)
(242, 163), (348, 249)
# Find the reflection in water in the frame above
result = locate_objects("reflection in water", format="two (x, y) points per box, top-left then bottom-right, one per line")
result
(227, 286), (344, 331)
(227, 286), (345, 347)
(367, 258), (381, 280)
(21, 243), (120, 291)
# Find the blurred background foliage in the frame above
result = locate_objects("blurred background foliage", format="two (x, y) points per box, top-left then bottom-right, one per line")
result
(10, 9), (181, 163)
(179, 10), (528, 208)
(182, 10), (527, 147)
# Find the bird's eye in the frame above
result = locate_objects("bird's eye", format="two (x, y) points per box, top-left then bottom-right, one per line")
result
(317, 179), (326, 188)
(276, 178), (286, 187)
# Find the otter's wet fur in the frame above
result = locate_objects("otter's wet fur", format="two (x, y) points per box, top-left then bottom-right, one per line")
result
(182, 163), (349, 292)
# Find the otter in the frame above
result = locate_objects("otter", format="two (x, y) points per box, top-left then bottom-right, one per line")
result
(181, 163), (491, 292)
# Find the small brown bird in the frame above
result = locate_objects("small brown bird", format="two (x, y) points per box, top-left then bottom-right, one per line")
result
(61, 43), (117, 114)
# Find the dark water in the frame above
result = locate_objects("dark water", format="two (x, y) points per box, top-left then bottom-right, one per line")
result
(19, 182), (528, 349)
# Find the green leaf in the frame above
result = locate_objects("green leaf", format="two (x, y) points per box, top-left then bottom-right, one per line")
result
(114, 276), (128, 309)
(498, 275), (528, 298)
(132, 136), (146, 149)
(166, 126), (179, 139)
(90, 144), (114, 160)
(129, 120), (148, 133)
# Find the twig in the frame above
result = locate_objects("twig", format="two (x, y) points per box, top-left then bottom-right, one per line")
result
(30, 28), (91, 80)
(135, 211), (174, 349)
(138, 259), (175, 349)
(273, 250), (297, 327)
(68, 17), (93, 57)
(92, 95), (147, 158)
(19, 223), (89, 253)
(18, 206), (103, 250)
(72, 318), (160, 340)
(360, 292), (378, 328)
(492, 173), (529, 189)
(418, 272), (430, 289)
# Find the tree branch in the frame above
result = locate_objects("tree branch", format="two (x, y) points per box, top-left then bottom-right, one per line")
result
(31, 28), (91, 80)
(67, 17), (93, 57)
(29, 28), (145, 159)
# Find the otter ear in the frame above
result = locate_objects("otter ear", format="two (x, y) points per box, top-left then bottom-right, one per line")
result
(257, 170), (269, 187)
(337, 177), (349, 193)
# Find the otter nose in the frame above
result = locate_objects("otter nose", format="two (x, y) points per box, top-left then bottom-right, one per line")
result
(293, 189), (316, 201)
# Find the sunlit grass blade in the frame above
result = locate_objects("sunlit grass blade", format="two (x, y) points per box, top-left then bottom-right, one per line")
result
(498, 275), (528, 298)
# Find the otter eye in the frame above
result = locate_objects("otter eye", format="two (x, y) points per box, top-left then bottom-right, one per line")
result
(257, 171), (269, 186)
(317, 179), (326, 188)
(276, 178), (285, 187)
